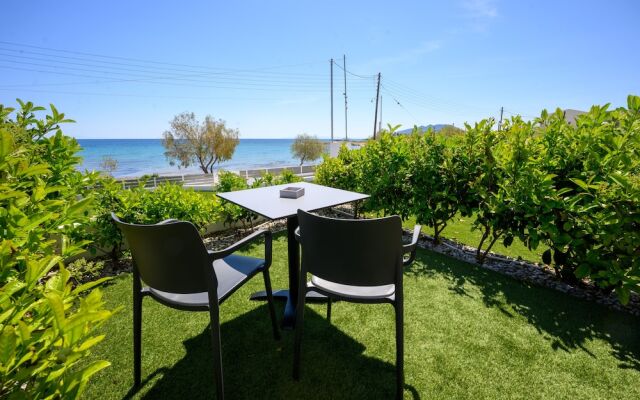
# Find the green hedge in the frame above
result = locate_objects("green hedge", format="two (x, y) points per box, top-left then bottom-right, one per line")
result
(89, 180), (223, 260)
(0, 101), (115, 398)
(316, 95), (640, 303)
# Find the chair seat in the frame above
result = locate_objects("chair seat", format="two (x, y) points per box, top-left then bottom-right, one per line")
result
(148, 254), (265, 309)
(309, 275), (395, 300)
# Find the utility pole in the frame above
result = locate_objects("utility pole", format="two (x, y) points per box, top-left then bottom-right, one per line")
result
(373, 72), (381, 139)
(343, 54), (348, 141)
(330, 59), (334, 142)
(378, 95), (383, 133)
(498, 106), (504, 131)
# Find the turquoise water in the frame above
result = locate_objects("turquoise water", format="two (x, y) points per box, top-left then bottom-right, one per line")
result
(77, 139), (305, 177)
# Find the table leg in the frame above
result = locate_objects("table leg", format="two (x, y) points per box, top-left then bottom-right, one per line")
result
(250, 215), (326, 330)
(282, 215), (299, 329)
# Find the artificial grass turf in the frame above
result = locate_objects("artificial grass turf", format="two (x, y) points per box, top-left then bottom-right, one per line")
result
(83, 232), (639, 399)
(401, 214), (548, 263)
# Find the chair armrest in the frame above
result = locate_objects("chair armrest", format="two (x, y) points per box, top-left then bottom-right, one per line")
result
(402, 225), (421, 266)
(157, 218), (179, 225)
(208, 229), (272, 268)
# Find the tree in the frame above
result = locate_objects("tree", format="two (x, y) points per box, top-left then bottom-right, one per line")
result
(162, 112), (239, 174)
(291, 133), (324, 166)
(100, 155), (118, 175)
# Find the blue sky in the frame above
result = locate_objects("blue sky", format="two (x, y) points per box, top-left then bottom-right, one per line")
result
(1, 0), (638, 139)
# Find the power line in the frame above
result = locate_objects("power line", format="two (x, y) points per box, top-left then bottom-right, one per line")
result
(383, 78), (495, 114)
(0, 87), (283, 101)
(381, 84), (478, 117)
(0, 40), (325, 75)
(381, 87), (419, 122)
(331, 61), (376, 80)
(0, 65), (380, 93)
(0, 51), (333, 83)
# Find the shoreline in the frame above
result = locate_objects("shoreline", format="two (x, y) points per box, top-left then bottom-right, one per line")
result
(111, 163), (317, 180)
(75, 138), (349, 178)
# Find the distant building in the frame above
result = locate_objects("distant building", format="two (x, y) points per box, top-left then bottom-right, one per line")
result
(562, 109), (586, 125)
(326, 141), (363, 157)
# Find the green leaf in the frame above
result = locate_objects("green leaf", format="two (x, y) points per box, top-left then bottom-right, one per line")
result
(45, 292), (66, 331)
(71, 277), (111, 295)
(66, 196), (92, 217)
(542, 249), (552, 265)
(503, 235), (514, 247)
(0, 325), (17, 365)
(616, 287), (630, 305)
(574, 264), (591, 279)
(570, 178), (590, 191)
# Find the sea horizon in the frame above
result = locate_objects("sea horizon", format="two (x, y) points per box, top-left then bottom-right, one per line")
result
(76, 138), (337, 178)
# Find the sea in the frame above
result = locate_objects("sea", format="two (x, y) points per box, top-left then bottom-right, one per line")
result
(76, 139), (305, 178)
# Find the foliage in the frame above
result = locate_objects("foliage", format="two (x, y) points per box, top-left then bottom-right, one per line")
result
(67, 259), (105, 284)
(358, 131), (414, 218)
(290, 133), (325, 165)
(99, 155), (118, 176)
(409, 127), (469, 242)
(438, 124), (465, 137)
(162, 112), (239, 174)
(89, 180), (222, 260)
(214, 170), (256, 228)
(315, 143), (362, 193)
(0, 100), (114, 399)
(315, 96), (640, 303)
(531, 98), (640, 301)
(251, 169), (302, 188)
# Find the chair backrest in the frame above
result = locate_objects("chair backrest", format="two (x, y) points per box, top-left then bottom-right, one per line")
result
(297, 209), (403, 286)
(112, 213), (211, 294)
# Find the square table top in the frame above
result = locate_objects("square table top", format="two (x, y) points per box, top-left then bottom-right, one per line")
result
(216, 182), (369, 220)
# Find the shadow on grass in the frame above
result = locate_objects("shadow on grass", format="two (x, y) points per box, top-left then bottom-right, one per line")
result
(408, 249), (640, 372)
(133, 305), (418, 400)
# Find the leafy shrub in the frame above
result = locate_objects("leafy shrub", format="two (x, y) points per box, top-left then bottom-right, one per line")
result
(0, 101), (115, 398)
(274, 169), (302, 185)
(408, 128), (466, 242)
(357, 132), (413, 218)
(214, 170), (257, 228)
(315, 144), (362, 192)
(315, 96), (640, 303)
(90, 180), (222, 260)
(530, 97), (640, 301)
(67, 258), (105, 284)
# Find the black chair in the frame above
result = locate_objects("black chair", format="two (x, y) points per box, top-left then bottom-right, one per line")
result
(112, 213), (280, 400)
(292, 209), (420, 400)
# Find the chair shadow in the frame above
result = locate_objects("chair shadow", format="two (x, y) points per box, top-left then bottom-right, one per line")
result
(137, 305), (420, 400)
(407, 248), (640, 371)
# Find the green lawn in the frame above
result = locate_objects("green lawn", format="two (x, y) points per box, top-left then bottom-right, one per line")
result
(84, 232), (639, 399)
(402, 214), (548, 263)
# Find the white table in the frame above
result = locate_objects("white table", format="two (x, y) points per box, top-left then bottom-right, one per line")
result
(217, 182), (369, 329)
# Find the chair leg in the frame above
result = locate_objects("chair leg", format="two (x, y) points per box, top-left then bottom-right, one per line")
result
(209, 303), (225, 400)
(326, 298), (332, 323)
(292, 287), (307, 380)
(394, 301), (404, 400)
(263, 270), (280, 340)
(133, 290), (142, 387)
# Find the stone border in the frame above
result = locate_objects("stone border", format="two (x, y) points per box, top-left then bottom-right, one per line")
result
(414, 235), (639, 317)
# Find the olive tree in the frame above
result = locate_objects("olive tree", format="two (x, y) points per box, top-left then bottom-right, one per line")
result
(162, 112), (239, 174)
(291, 133), (324, 166)
(100, 155), (118, 175)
